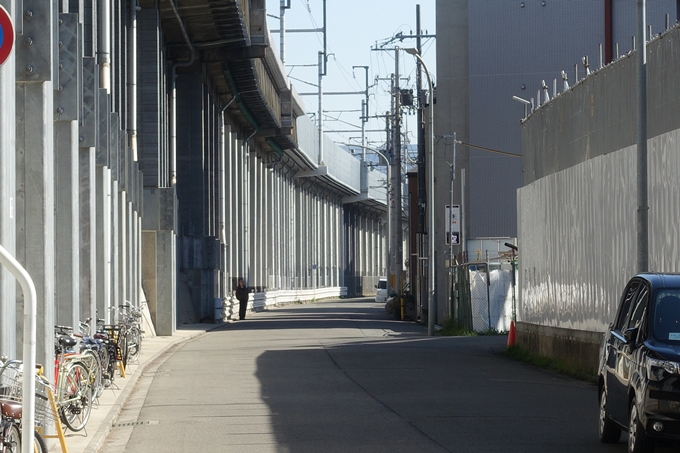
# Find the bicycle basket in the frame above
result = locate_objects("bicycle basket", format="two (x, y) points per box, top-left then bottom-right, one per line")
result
(0, 362), (54, 426)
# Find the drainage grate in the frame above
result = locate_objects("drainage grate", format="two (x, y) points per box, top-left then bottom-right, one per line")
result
(113, 420), (159, 428)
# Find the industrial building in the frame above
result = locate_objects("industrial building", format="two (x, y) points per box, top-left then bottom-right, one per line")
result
(434, 0), (677, 326)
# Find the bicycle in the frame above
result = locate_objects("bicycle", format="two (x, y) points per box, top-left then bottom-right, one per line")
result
(55, 325), (105, 401)
(120, 304), (144, 365)
(53, 334), (93, 432)
(0, 401), (48, 453)
(81, 317), (119, 389)
(0, 359), (50, 453)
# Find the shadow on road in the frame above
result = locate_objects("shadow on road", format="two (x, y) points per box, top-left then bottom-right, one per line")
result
(238, 299), (631, 452)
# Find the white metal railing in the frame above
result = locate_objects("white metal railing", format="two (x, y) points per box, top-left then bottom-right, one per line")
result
(0, 244), (37, 453)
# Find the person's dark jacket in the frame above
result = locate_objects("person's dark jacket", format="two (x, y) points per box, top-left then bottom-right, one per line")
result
(235, 285), (249, 302)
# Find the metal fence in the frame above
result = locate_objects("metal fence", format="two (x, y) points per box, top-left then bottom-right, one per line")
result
(452, 261), (517, 333)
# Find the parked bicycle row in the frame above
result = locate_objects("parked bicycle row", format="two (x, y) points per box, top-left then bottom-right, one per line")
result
(0, 303), (144, 452)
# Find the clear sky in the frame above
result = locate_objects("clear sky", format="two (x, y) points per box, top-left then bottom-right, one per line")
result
(265, 0), (436, 159)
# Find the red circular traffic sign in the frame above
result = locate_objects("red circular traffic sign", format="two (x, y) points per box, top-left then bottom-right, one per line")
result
(0, 5), (15, 67)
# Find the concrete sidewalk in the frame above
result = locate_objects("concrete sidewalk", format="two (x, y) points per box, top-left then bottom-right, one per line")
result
(55, 323), (221, 453)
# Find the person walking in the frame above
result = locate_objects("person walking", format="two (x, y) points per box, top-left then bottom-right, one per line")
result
(235, 279), (249, 320)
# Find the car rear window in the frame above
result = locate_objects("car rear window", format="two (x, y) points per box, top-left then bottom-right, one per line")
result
(653, 290), (680, 342)
(377, 280), (387, 289)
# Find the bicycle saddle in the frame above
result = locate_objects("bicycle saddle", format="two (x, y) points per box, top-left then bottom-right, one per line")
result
(58, 335), (77, 349)
(0, 400), (22, 419)
(94, 332), (109, 341)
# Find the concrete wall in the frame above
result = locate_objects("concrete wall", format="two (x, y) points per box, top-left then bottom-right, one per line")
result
(515, 321), (603, 376)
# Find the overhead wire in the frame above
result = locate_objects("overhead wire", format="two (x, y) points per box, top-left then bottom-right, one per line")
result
(270, 0), (435, 148)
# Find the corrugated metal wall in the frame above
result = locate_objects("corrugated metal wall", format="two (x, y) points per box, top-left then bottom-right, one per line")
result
(518, 21), (680, 333)
(519, 132), (680, 331)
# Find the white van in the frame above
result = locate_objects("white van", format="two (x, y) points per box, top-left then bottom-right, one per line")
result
(375, 278), (388, 303)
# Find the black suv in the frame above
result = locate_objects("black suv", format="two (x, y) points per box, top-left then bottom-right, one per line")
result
(599, 273), (680, 453)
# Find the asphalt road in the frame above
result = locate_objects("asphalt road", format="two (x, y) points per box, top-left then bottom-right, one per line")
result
(99, 298), (646, 453)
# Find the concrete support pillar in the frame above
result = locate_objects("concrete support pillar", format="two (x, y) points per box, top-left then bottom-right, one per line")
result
(259, 157), (265, 288)
(290, 179), (294, 288)
(337, 201), (342, 286)
(290, 180), (302, 289)
(129, 206), (138, 306)
(323, 197), (328, 286)
(96, 167), (112, 323)
(227, 133), (234, 285)
(243, 140), (248, 284)
(331, 201), (337, 287)
(119, 191), (128, 306)
(251, 154), (258, 287)
(242, 139), (249, 284)
(79, 148), (97, 321)
(248, 148), (256, 286)
(299, 186), (305, 288)
(304, 187), (308, 288)
(339, 205), (345, 287)
(16, 81), (56, 376)
(234, 140), (238, 286)
(366, 217), (372, 278)
(273, 169), (279, 289)
(157, 229), (176, 332)
(135, 211), (142, 305)
(54, 120), (80, 327)
(262, 160), (266, 288)
(306, 188), (310, 288)
(79, 54), (98, 328)
(142, 187), (177, 335)
(0, 1), (17, 356)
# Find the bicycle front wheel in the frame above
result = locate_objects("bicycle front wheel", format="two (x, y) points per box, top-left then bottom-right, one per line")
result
(59, 361), (93, 432)
(82, 349), (104, 399)
(127, 326), (142, 362)
(33, 430), (48, 453)
(4, 423), (21, 453)
(118, 329), (129, 369)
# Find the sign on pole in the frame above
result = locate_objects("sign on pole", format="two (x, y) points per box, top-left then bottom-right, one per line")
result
(445, 204), (460, 245)
(0, 5), (14, 67)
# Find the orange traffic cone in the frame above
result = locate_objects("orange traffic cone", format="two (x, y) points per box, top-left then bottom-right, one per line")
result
(507, 320), (516, 347)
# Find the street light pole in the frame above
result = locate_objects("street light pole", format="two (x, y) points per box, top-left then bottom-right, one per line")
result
(636, 0), (648, 273)
(405, 48), (435, 336)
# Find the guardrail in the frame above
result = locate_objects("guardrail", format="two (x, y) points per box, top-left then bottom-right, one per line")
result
(221, 287), (348, 320)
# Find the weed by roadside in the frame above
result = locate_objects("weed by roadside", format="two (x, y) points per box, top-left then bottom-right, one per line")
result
(440, 320), (476, 336)
(440, 320), (507, 337)
(504, 345), (597, 383)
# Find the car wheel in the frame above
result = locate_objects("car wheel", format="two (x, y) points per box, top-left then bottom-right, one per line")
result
(599, 387), (621, 443)
(629, 400), (654, 453)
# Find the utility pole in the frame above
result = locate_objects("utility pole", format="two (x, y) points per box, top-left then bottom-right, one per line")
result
(318, 51), (324, 164)
(352, 65), (370, 161)
(415, 4), (427, 319)
(272, 0), (327, 164)
(636, 0), (648, 273)
(392, 49), (403, 307)
(385, 112), (393, 298)
(279, 0), (291, 65)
